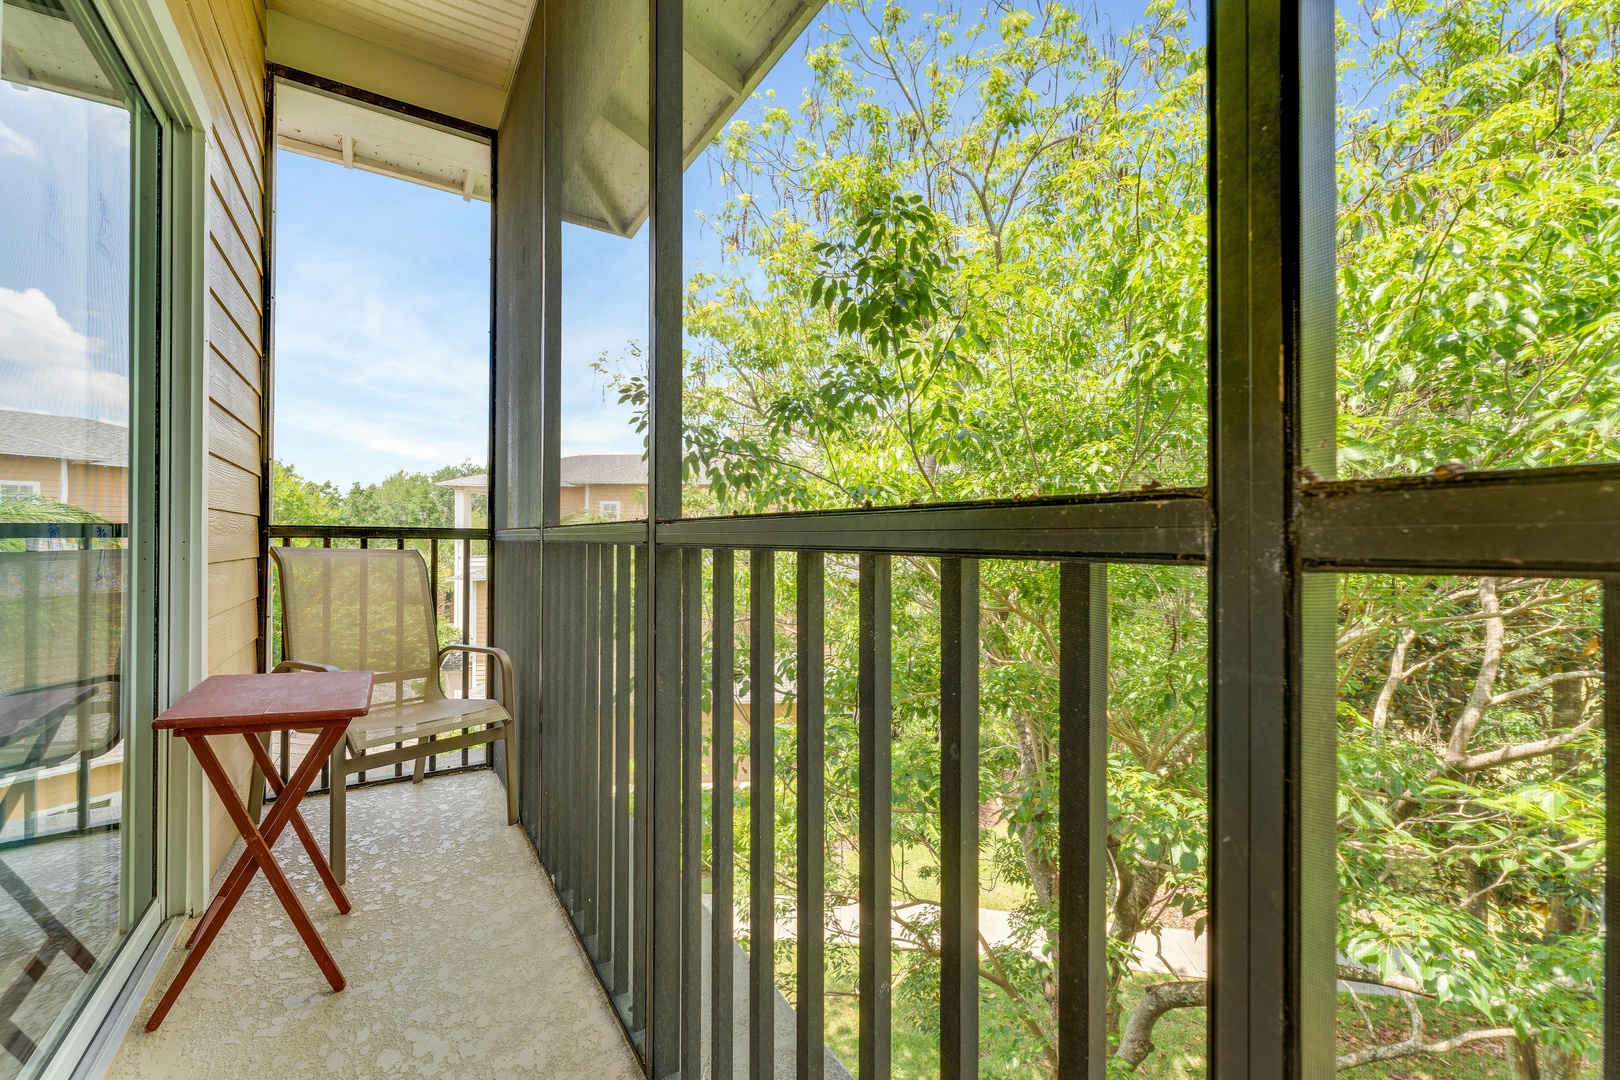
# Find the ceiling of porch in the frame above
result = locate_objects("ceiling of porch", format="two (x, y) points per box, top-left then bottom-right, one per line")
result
(267, 0), (824, 199)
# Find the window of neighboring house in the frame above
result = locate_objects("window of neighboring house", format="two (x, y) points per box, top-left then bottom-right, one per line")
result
(598, 501), (621, 521)
(0, 480), (41, 501)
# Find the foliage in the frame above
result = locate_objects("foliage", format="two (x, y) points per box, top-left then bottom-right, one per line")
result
(601, 0), (1617, 1074)
(271, 459), (487, 529)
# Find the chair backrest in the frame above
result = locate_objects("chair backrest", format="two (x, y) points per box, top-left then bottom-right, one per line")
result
(271, 546), (442, 705)
(0, 545), (124, 769)
(0, 546), (123, 697)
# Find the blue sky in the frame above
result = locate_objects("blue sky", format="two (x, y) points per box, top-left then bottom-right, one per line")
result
(0, 78), (131, 429)
(275, 0), (1208, 488)
(272, 151), (492, 488)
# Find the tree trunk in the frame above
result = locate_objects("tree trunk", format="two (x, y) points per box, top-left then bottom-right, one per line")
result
(1508, 1036), (1541, 1080)
(1012, 711), (1062, 1052)
(1464, 859), (1489, 924)
(1106, 856), (1165, 1034)
(1537, 898), (1582, 1080)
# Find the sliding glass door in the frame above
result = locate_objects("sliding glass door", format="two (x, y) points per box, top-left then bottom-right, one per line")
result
(0, 0), (158, 1069)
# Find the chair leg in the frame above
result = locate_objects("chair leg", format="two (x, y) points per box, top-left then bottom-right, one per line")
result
(246, 733), (269, 825)
(329, 741), (346, 886)
(502, 722), (519, 826)
(411, 750), (426, 784)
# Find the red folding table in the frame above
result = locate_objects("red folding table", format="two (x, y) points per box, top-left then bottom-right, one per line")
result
(146, 671), (373, 1031)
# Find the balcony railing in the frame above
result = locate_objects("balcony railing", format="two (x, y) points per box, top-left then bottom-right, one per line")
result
(0, 521), (128, 847)
(265, 524), (494, 796)
(537, 528), (1123, 1076)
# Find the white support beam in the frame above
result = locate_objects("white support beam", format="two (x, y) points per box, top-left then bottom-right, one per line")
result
(683, 35), (744, 98)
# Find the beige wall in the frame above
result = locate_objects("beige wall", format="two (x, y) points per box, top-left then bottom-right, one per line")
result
(559, 483), (644, 520)
(0, 455), (129, 522)
(166, 0), (267, 879)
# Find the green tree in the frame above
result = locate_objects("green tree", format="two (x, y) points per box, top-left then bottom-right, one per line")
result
(270, 460), (342, 525)
(601, 0), (1616, 1074)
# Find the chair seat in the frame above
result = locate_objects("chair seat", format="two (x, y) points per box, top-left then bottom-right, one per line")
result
(347, 696), (509, 751)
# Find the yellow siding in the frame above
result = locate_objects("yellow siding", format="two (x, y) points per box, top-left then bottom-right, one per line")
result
(0, 455), (129, 522)
(166, 0), (268, 881)
(558, 483), (645, 520)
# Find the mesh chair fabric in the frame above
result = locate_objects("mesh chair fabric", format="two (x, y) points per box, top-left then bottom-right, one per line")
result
(273, 546), (442, 707)
(0, 548), (123, 774)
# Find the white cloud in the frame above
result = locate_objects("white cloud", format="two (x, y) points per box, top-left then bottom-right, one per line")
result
(0, 120), (39, 159)
(0, 287), (127, 421)
(272, 260), (491, 483)
(283, 404), (483, 467)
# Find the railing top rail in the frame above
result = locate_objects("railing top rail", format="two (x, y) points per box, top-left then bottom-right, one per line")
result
(522, 488), (1210, 561)
(0, 522), (129, 539)
(270, 525), (487, 541)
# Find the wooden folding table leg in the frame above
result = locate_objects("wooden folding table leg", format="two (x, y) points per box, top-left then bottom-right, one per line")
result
(242, 733), (350, 912)
(149, 726), (348, 1031)
(185, 724), (348, 949)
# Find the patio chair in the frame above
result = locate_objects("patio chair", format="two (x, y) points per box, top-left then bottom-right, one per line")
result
(0, 545), (124, 1062)
(257, 546), (518, 884)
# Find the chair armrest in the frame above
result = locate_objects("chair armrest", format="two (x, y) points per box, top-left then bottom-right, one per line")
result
(273, 661), (340, 674)
(438, 644), (513, 713)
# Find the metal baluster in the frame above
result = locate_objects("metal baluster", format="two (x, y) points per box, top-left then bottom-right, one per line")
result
(561, 545), (576, 918)
(712, 549), (736, 1080)
(651, 543), (684, 1073)
(681, 548), (703, 1080)
(614, 545), (633, 1002)
(573, 544), (588, 928)
(1058, 562), (1107, 1079)
(940, 558), (979, 1080)
(858, 553), (891, 1080)
(543, 542), (557, 875)
(795, 551), (825, 1080)
(584, 545), (602, 950)
(632, 542), (651, 1039)
(1605, 581), (1619, 1080)
(750, 549), (776, 1080)
(599, 543), (615, 969)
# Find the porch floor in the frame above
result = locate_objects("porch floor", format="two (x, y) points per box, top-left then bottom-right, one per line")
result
(107, 771), (640, 1079)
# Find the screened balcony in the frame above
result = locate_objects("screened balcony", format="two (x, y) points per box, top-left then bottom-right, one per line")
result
(1, 0), (1614, 1075)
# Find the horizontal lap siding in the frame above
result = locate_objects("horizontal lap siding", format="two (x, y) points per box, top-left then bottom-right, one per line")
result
(167, 0), (268, 883)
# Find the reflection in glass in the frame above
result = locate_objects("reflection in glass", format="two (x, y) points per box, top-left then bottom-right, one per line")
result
(1337, 1), (1620, 476)
(678, 0), (1208, 516)
(0, 0), (142, 1068)
(1335, 575), (1603, 1073)
(551, 0), (650, 523)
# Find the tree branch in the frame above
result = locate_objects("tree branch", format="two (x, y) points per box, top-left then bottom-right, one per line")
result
(1115, 980), (1207, 1068)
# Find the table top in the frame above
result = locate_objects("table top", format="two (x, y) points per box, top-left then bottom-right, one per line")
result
(153, 671), (374, 733)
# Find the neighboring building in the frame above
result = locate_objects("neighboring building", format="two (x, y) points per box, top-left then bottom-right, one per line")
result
(439, 454), (698, 525)
(558, 454), (648, 520)
(0, 409), (129, 521)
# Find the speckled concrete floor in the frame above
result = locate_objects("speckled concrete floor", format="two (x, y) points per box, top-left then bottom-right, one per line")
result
(0, 828), (120, 1079)
(106, 771), (641, 1079)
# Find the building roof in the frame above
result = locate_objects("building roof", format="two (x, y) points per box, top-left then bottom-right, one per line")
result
(560, 454), (647, 486)
(0, 410), (128, 467)
(437, 454), (657, 492)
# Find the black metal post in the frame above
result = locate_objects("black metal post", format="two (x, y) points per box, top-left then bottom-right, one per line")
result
(858, 554), (892, 1080)
(940, 557), (979, 1080)
(796, 551), (826, 1080)
(749, 550), (776, 1080)
(714, 549), (737, 1079)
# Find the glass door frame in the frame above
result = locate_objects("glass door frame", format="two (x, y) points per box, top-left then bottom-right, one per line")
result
(13, 0), (216, 1069)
